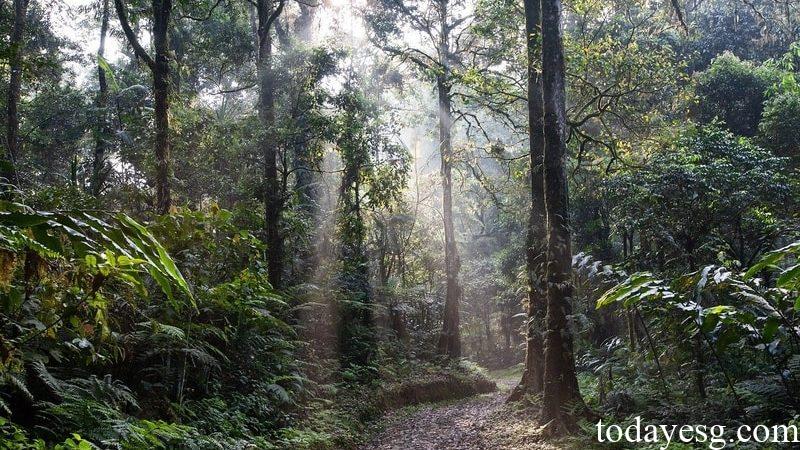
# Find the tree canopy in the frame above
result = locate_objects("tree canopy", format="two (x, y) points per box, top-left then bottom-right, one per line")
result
(0, 0), (799, 448)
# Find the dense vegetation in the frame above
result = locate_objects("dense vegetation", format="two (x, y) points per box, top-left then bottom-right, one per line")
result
(0, 0), (799, 448)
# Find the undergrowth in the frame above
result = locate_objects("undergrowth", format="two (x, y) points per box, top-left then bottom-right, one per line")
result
(0, 203), (495, 449)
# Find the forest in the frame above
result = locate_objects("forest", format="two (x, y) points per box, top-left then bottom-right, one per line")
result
(0, 0), (799, 448)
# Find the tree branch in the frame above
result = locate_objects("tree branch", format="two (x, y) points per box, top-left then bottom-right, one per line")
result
(113, 0), (155, 70)
(670, 0), (689, 34)
(260, 0), (286, 41)
(179, 0), (225, 21)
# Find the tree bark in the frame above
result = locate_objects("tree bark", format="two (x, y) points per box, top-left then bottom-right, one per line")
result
(152, 0), (172, 214)
(540, 0), (585, 432)
(92, 0), (111, 196)
(3, 0), (29, 188)
(114, 0), (172, 213)
(510, 0), (546, 402)
(436, 0), (462, 358)
(257, 0), (285, 288)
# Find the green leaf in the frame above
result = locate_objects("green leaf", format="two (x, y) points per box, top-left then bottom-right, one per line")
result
(148, 267), (175, 305)
(0, 209), (193, 308)
(596, 272), (657, 309)
(763, 316), (780, 341)
(98, 54), (119, 92)
(118, 214), (193, 305)
(777, 263), (800, 291)
(701, 314), (720, 333)
(31, 225), (62, 254)
(705, 305), (734, 315)
(0, 212), (52, 227)
(85, 254), (97, 267)
(745, 242), (800, 279)
(745, 251), (786, 279)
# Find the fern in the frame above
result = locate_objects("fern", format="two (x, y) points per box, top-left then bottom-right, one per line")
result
(28, 361), (62, 397)
(61, 376), (139, 412)
(4, 373), (32, 403)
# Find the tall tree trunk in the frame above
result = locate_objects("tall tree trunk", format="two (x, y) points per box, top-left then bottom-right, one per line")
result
(153, 0), (172, 214)
(92, 0), (111, 196)
(114, 0), (172, 213)
(3, 0), (29, 188)
(540, 0), (585, 433)
(257, 0), (285, 288)
(436, 1), (462, 358)
(510, 0), (546, 402)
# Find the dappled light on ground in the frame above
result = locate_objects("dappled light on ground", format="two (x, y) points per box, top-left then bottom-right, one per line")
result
(362, 372), (560, 449)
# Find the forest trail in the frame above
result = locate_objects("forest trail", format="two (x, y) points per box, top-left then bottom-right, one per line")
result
(360, 369), (560, 450)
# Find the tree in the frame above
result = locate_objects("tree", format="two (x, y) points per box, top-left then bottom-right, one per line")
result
(607, 126), (792, 271)
(114, 0), (174, 214)
(255, 0), (286, 288)
(509, 0), (546, 401)
(283, 22), (335, 284)
(335, 82), (376, 369)
(540, 0), (585, 433)
(365, 0), (475, 359)
(333, 69), (411, 371)
(680, 0), (797, 69)
(759, 91), (800, 163)
(3, 0), (29, 188)
(694, 52), (777, 137)
(92, 0), (112, 196)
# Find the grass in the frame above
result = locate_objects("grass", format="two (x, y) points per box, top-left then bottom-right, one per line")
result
(488, 363), (525, 387)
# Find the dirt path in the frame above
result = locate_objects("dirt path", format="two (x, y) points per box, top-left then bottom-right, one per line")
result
(360, 372), (560, 450)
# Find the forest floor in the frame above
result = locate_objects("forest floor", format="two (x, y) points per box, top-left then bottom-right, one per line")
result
(360, 366), (565, 450)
